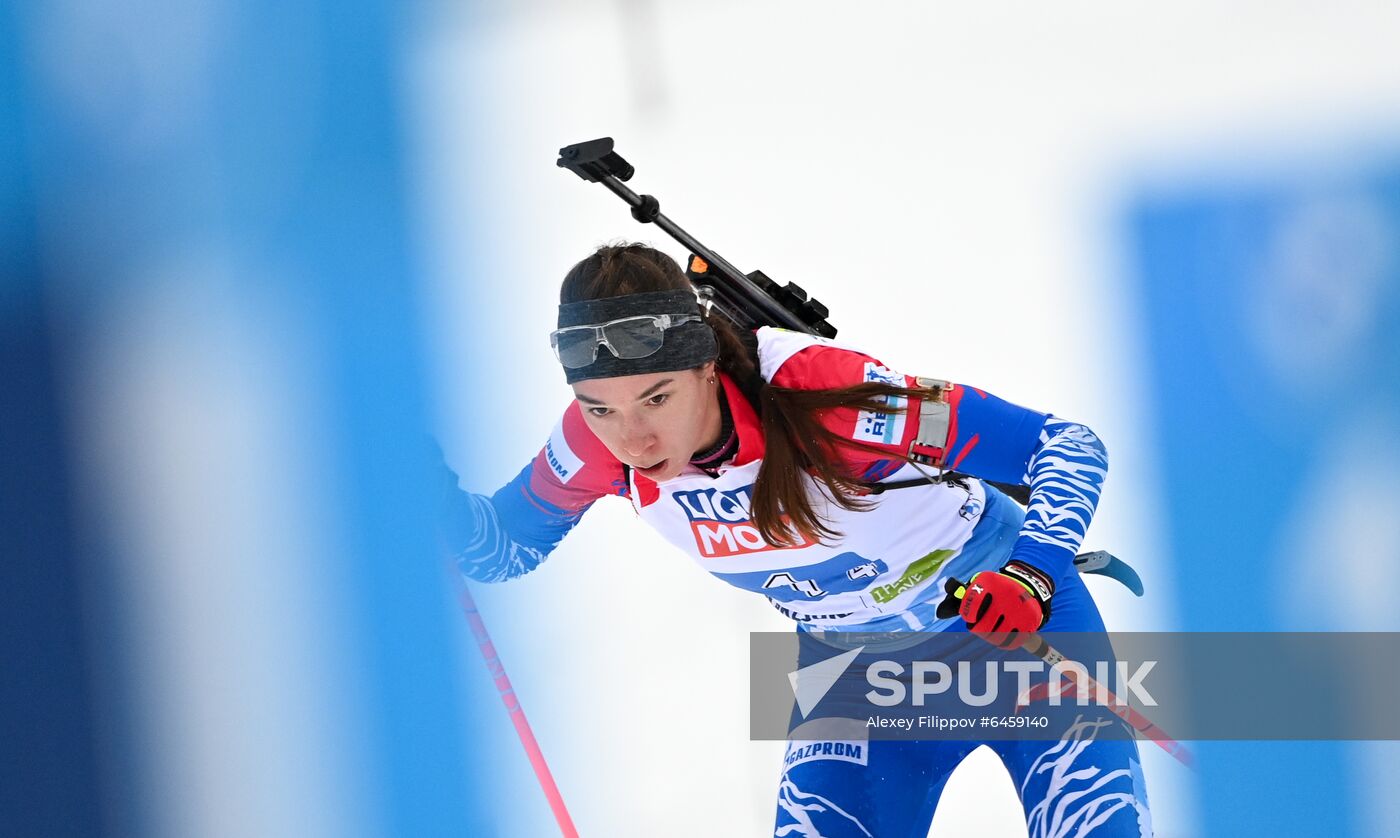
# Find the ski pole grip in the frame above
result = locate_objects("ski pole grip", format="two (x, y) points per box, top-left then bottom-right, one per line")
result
(935, 577), (967, 620)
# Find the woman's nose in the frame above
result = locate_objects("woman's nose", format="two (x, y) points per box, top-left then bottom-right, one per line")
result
(619, 418), (655, 457)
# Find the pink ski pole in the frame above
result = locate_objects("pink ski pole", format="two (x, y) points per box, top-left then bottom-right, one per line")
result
(455, 575), (580, 837)
(1017, 633), (1195, 769)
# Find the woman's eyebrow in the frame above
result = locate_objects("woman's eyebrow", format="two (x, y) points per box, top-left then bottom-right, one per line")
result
(635, 379), (674, 401)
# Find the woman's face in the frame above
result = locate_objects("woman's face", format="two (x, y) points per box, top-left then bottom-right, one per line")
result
(572, 363), (721, 483)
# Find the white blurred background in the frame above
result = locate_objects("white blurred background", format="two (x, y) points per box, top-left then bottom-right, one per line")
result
(414, 2), (1400, 836)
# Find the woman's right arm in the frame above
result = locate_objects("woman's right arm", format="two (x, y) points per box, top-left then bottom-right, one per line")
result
(437, 403), (626, 583)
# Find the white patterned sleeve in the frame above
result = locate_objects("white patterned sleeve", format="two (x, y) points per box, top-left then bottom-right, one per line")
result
(1007, 417), (1109, 582)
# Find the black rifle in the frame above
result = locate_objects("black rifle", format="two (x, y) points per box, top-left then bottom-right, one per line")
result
(556, 138), (836, 339)
(556, 139), (1048, 509)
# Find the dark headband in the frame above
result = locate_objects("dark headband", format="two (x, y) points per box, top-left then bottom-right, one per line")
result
(556, 288), (718, 383)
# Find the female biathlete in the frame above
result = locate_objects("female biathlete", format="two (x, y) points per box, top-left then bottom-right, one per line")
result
(440, 243), (1152, 837)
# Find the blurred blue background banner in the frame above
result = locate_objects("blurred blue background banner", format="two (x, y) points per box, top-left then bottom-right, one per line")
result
(2, 4), (104, 835)
(2, 1), (493, 836)
(1129, 155), (1400, 837)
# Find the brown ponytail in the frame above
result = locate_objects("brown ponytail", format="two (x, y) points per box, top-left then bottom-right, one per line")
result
(561, 243), (935, 547)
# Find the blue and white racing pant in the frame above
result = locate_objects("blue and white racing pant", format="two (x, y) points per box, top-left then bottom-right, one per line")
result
(774, 487), (1153, 837)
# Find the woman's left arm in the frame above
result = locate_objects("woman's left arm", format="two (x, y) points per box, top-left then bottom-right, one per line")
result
(941, 384), (1109, 585)
(1013, 416), (1109, 580)
(931, 386), (1108, 644)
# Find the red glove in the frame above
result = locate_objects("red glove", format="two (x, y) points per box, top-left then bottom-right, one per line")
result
(935, 561), (1054, 649)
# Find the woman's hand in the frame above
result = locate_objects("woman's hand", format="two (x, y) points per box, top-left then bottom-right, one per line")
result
(935, 561), (1054, 649)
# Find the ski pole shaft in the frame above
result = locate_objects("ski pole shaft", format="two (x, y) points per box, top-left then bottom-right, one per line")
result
(1021, 633), (1195, 769)
(455, 576), (580, 837)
